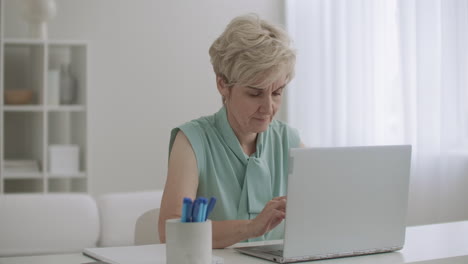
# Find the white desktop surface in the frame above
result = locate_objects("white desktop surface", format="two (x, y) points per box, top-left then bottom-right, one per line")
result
(0, 221), (467, 264)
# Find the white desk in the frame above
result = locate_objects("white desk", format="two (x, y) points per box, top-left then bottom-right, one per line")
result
(1, 221), (467, 264)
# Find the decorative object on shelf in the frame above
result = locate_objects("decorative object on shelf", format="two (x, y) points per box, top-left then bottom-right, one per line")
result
(4, 89), (34, 104)
(59, 63), (77, 104)
(21, 0), (57, 39)
(47, 69), (60, 105)
(49, 144), (80, 176)
(4, 159), (40, 173)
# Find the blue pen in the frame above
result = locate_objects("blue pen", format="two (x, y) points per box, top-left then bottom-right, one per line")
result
(198, 197), (208, 222)
(205, 197), (217, 221)
(181, 197), (192, 222)
(187, 198), (195, 222)
(187, 201), (194, 222)
(191, 198), (201, 222)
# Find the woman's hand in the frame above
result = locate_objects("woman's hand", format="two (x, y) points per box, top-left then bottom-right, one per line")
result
(247, 196), (287, 238)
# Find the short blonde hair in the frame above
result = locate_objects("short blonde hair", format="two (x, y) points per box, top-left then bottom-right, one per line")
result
(209, 14), (295, 90)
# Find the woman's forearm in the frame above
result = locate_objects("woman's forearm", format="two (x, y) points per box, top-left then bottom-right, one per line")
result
(212, 219), (254, 248)
(160, 198), (285, 248)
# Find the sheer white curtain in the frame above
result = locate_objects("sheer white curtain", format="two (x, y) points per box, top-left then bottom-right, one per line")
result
(286, 0), (468, 225)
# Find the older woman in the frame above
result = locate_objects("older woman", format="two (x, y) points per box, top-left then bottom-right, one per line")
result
(158, 14), (302, 248)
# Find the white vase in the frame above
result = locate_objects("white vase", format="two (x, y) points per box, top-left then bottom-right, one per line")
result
(22, 0), (57, 39)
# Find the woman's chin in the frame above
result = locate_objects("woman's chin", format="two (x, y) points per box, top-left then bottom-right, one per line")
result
(250, 122), (271, 133)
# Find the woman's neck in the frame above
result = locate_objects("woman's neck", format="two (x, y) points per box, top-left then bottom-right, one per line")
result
(237, 132), (257, 156)
(226, 112), (257, 156)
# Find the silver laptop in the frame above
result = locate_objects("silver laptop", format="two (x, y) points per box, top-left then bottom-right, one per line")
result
(236, 145), (412, 263)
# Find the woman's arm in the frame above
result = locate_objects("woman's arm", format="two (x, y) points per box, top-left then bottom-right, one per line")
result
(158, 131), (287, 248)
(158, 131), (198, 243)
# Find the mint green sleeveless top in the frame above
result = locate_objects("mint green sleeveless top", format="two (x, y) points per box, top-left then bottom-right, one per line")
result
(169, 106), (300, 241)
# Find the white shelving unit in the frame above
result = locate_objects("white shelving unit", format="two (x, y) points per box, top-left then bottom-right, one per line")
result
(0, 1), (89, 193)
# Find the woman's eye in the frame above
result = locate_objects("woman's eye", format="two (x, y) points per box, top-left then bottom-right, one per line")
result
(273, 90), (283, 96)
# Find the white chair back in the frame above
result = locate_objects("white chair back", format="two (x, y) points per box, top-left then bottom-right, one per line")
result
(135, 208), (160, 245)
(0, 194), (99, 257)
(97, 190), (163, 247)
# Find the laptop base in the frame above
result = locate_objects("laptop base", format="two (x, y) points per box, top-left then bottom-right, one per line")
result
(236, 244), (403, 263)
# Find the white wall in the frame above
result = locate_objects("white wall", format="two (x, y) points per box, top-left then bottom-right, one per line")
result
(4, 0), (286, 195)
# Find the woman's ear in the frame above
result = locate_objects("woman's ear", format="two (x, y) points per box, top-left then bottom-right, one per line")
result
(216, 75), (230, 98)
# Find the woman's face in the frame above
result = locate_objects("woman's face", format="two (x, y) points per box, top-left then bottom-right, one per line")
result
(218, 76), (286, 135)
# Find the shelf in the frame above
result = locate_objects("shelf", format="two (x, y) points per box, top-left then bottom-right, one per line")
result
(3, 105), (44, 112)
(48, 172), (86, 178)
(1, 17), (89, 194)
(3, 39), (88, 46)
(47, 105), (86, 112)
(3, 38), (45, 45)
(3, 172), (43, 179)
(2, 105), (86, 112)
(47, 40), (88, 46)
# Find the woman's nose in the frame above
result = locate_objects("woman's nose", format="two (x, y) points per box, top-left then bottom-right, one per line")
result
(259, 95), (273, 114)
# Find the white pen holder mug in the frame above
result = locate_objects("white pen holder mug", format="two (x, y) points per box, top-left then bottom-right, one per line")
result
(166, 219), (212, 264)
